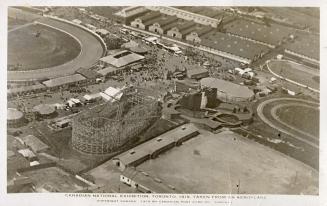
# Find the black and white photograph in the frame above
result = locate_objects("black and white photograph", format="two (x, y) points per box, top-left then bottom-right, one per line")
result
(2, 2), (326, 205)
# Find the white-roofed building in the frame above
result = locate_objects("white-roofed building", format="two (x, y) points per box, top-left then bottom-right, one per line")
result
(18, 148), (37, 160)
(99, 50), (144, 68)
(83, 93), (102, 102)
(67, 98), (82, 107)
(100, 87), (124, 102)
(30, 161), (40, 166)
(244, 68), (253, 73)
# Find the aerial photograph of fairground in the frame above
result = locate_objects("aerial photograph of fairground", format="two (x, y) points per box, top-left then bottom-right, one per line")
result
(7, 6), (319, 194)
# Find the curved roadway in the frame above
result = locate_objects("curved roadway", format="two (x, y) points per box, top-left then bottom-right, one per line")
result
(8, 17), (104, 81)
(257, 97), (319, 149)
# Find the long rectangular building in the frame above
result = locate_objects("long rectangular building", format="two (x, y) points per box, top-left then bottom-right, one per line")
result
(42, 74), (87, 89)
(224, 19), (296, 46)
(200, 31), (270, 62)
(113, 123), (199, 171)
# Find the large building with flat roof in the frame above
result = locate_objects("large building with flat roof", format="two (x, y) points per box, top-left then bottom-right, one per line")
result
(284, 31), (319, 65)
(224, 19), (296, 47)
(8, 84), (46, 98)
(42, 74), (87, 89)
(200, 31), (270, 63)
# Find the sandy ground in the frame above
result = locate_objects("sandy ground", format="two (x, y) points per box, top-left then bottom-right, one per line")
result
(137, 129), (318, 195)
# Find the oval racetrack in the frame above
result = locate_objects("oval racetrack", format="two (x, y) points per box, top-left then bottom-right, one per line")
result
(8, 17), (104, 81)
(257, 97), (319, 149)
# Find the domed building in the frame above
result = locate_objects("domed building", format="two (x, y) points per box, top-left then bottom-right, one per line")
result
(7, 108), (24, 127)
(200, 77), (254, 102)
(33, 104), (56, 119)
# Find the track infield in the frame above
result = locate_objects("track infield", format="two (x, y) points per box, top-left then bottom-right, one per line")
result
(8, 23), (81, 71)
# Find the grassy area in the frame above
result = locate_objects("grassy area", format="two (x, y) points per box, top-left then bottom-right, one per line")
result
(268, 60), (319, 90)
(275, 105), (319, 137)
(247, 95), (319, 170)
(8, 23), (81, 71)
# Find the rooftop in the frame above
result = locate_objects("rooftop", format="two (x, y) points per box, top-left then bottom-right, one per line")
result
(42, 74), (86, 88)
(285, 32), (319, 60)
(7, 108), (23, 120)
(97, 66), (121, 76)
(122, 167), (178, 193)
(225, 19), (296, 45)
(185, 25), (213, 37)
(33, 104), (55, 115)
(137, 11), (161, 23)
(99, 50), (144, 68)
(76, 68), (101, 79)
(115, 123), (199, 167)
(19, 135), (49, 153)
(150, 15), (178, 27)
(200, 77), (254, 99)
(187, 68), (209, 76)
(8, 84), (46, 95)
(201, 31), (270, 59)
(169, 20), (196, 33)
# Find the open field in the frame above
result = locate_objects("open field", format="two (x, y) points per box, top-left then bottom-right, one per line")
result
(275, 104), (319, 138)
(137, 129), (318, 194)
(267, 60), (319, 90)
(8, 23), (81, 71)
(258, 97), (319, 148)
